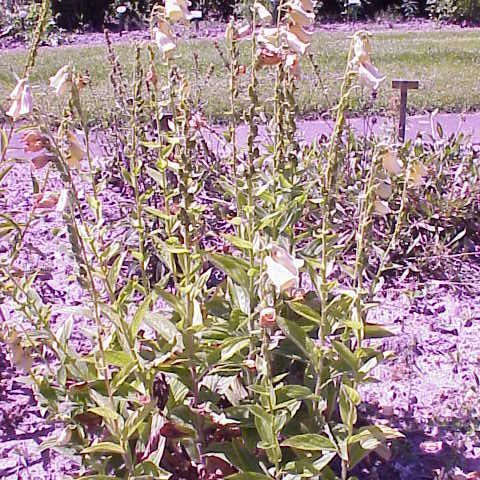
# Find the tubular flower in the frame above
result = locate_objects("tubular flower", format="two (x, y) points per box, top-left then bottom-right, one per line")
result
(358, 61), (385, 92)
(146, 65), (159, 88)
(380, 147), (402, 175)
(165, 0), (201, 23)
(351, 32), (385, 93)
(286, 0), (315, 27)
(284, 30), (309, 55)
(300, 0), (316, 11)
(74, 72), (90, 91)
(288, 23), (313, 44)
(66, 131), (86, 169)
(7, 78), (33, 119)
(165, 0), (189, 22)
(376, 179), (392, 200)
(409, 162), (428, 187)
(254, 2), (272, 23)
(236, 23), (251, 39)
(285, 53), (301, 77)
(257, 27), (279, 46)
(31, 153), (56, 170)
(22, 130), (50, 152)
(352, 33), (372, 64)
(153, 20), (177, 60)
(256, 46), (283, 69)
(265, 245), (304, 293)
(50, 65), (72, 96)
(6, 331), (33, 372)
(33, 189), (68, 212)
(225, 23), (251, 44)
(255, 4), (313, 74)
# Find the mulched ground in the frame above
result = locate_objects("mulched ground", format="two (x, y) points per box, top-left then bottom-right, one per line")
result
(1, 126), (480, 479)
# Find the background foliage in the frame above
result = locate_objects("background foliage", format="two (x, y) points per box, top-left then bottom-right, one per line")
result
(2, 0), (480, 33)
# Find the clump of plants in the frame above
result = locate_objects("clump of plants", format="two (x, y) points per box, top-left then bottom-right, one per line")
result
(1, 1), (479, 479)
(0, 0), (64, 45)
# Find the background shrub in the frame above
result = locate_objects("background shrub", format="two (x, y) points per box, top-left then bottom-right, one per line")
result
(4, 0), (474, 31)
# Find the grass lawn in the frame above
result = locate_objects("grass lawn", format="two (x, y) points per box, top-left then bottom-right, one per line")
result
(0, 29), (479, 122)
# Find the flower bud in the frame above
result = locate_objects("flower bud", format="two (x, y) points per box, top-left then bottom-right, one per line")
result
(259, 307), (277, 328)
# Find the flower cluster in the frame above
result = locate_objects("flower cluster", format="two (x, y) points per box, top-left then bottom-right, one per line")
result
(7, 64), (88, 120)
(152, 0), (202, 61)
(350, 31), (385, 92)
(255, 0), (317, 75)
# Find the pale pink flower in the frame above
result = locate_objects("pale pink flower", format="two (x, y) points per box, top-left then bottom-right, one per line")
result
(254, 2), (272, 23)
(165, 0), (201, 23)
(31, 153), (56, 170)
(153, 20), (177, 60)
(6, 78), (33, 119)
(33, 190), (68, 212)
(66, 131), (85, 169)
(22, 130), (50, 152)
(284, 30), (309, 55)
(358, 61), (386, 92)
(288, 23), (313, 44)
(381, 148), (402, 175)
(265, 245), (304, 292)
(256, 46), (283, 69)
(50, 65), (72, 96)
(286, 0), (315, 26)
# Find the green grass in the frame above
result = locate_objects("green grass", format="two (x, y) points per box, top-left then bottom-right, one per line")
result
(1, 29), (479, 122)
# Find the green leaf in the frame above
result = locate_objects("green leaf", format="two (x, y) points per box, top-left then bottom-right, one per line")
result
(155, 288), (186, 319)
(131, 295), (152, 338)
(88, 406), (120, 421)
(343, 385), (361, 405)
(227, 473), (272, 480)
(104, 350), (133, 367)
(125, 401), (156, 439)
(208, 253), (250, 288)
(277, 316), (317, 363)
(223, 234), (253, 250)
(144, 206), (170, 221)
(107, 252), (126, 292)
(249, 405), (282, 464)
(312, 451), (337, 472)
(146, 166), (165, 185)
(221, 337), (251, 362)
(0, 165), (13, 183)
(288, 301), (322, 324)
(57, 315), (73, 346)
(144, 313), (180, 344)
(364, 323), (398, 339)
(111, 361), (137, 393)
(281, 434), (336, 452)
(258, 210), (282, 230)
(81, 442), (125, 455)
(339, 387), (357, 433)
(332, 340), (358, 371)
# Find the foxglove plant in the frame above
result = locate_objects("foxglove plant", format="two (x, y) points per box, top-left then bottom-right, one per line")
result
(0, 2), (423, 479)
